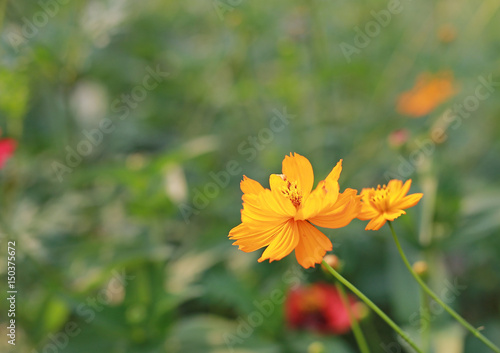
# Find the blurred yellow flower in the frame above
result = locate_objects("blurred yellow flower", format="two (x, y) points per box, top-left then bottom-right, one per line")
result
(229, 153), (360, 268)
(397, 72), (457, 117)
(438, 24), (457, 44)
(358, 179), (423, 230)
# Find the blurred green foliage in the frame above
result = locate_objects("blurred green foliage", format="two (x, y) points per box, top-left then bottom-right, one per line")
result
(1, 0), (500, 352)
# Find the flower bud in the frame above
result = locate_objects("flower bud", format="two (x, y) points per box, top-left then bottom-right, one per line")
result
(413, 260), (428, 279)
(322, 254), (343, 273)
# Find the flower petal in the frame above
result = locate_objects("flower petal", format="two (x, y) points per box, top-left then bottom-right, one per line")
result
(298, 181), (329, 220)
(388, 179), (402, 191)
(365, 215), (387, 230)
(261, 187), (296, 217)
(395, 193), (423, 210)
(268, 174), (298, 215)
(294, 221), (333, 269)
(358, 203), (379, 220)
(258, 219), (299, 263)
(384, 210), (406, 220)
(387, 180), (403, 202)
(324, 159), (343, 185)
(241, 193), (290, 226)
(240, 175), (265, 195)
(269, 173), (286, 192)
(399, 179), (412, 196)
(229, 222), (287, 252)
(309, 189), (361, 229)
(298, 161), (343, 220)
(282, 153), (314, 196)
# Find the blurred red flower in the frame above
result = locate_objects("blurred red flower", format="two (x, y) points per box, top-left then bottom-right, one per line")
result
(0, 138), (16, 169)
(285, 283), (363, 335)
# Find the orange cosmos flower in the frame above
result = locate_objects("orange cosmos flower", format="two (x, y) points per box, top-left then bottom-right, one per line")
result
(358, 179), (423, 230)
(229, 153), (360, 268)
(397, 71), (457, 117)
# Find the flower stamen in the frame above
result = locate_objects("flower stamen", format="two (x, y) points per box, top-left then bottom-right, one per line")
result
(370, 184), (390, 212)
(281, 177), (302, 208)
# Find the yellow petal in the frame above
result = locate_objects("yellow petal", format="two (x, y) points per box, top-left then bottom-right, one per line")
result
(360, 188), (374, 201)
(294, 221), (333, 269)
(388, 180), (403, 203)
(241, 193), (290, 226)
(394, 179), (412, 201)
(298, 162), (342, 220)
(388, 179), (403, 193)
(324, 159), (343, 185)
(395, 193), (423, 210)
(318, 188), (357, 215)
(365, 215), (387, 230)
(259, 188), (296, 218)
(258, 220), (299, 263)
(309, 189), (360, 229)
(269, 173), (286, 192)
(229, 222), (286, 252)
(298, 181), (328, 220)
(357, 203), (379, 220)
(240, 175), (265, 195)
(384, 210), (406, 220)
(282, 153), (314, 196)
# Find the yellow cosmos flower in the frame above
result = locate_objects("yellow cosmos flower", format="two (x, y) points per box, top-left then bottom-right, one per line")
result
(358, 179), (423, 230)
(229, 153), (360, 268)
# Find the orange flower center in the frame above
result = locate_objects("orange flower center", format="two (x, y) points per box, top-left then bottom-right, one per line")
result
(370, 184), (390, 212)
(280, 176), (302, 208)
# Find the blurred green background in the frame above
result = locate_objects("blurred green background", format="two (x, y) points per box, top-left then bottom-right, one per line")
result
(1, 0), (500, 352)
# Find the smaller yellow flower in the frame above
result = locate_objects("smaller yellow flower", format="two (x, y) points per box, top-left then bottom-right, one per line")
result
(358, 179), (423, 230)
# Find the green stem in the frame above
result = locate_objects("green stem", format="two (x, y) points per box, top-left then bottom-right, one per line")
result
(420, 287), (431, 352)
(388, 222), (500, 353)
(365, 315), (384, 347)
(321, 260), (423, 353)
(335, 281), (371, 353)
